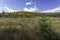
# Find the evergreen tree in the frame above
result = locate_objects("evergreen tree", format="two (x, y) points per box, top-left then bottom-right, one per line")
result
(38, 15), (55, 40)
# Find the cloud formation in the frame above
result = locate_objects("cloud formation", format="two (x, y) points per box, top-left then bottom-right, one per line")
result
(4, 6), (19, 12)
(41, 6), (60, 12)
(4, 7), (14, 12)
(24, 6), (38, 12)
(24, 1), (38, 12)
(26, 1), (32, 5)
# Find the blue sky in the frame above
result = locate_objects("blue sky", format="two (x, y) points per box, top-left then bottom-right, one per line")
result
(0, 0), (60, 12)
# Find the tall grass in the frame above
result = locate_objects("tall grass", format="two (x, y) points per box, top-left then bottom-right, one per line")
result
(0, 12), (60, 40)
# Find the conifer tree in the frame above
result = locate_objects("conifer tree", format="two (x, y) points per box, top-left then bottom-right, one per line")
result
(38, 15), (53, 40)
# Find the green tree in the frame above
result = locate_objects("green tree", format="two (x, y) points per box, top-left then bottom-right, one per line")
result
(38, 15), (56, 40)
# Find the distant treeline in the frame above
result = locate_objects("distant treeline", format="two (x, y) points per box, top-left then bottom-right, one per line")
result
(0, 12), (60, 18)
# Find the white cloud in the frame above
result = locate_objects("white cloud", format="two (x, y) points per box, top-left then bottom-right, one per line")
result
(4, 6), (19, 12)
(4, 7), (14, 12)
(23, 6), (38, 12)
(41, 7), (60, 12)
(26, 1), (32, 5)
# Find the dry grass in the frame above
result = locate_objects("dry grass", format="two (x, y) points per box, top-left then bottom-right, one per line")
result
(0, 17), (60, 34)
(49, 17), (60, 36)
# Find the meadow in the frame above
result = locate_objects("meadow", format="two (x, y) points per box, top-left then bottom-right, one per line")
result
(0, 11), (60, 40)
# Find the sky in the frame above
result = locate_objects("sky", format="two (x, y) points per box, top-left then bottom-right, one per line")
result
(0, 0), (60, 12)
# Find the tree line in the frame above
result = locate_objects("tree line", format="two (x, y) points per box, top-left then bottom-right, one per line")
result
(0, 11), (60, 18)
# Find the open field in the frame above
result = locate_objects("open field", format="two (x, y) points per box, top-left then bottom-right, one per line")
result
(0, 17), (60, 35)
(0, 12), (60, 40)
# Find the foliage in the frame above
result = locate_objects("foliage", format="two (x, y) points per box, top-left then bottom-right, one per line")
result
(0, 12), (60, 18)
(38, 15), (57, 40)
(0, 11), (60, 40)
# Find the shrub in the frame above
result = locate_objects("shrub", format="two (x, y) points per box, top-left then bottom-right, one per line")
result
(38, 15), (57, 40)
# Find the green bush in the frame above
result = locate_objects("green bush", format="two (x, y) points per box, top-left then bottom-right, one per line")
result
(38, 16), (57, 40)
